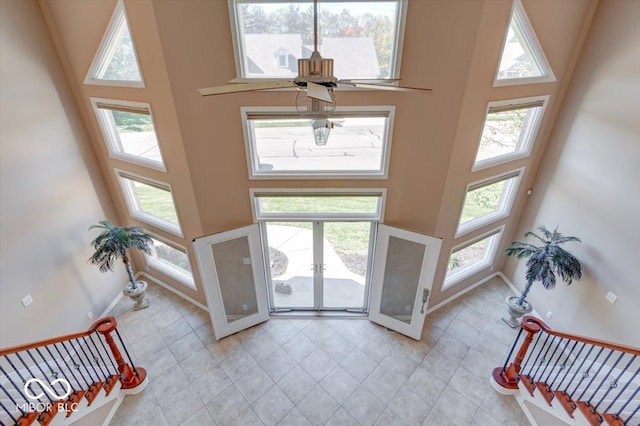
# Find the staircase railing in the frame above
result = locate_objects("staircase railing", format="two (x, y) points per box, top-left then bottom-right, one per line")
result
(0, 317), (146, 426)
(493, 316), (640, 426)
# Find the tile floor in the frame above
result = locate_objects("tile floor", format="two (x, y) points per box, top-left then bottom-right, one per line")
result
(109, 276), (530, 426)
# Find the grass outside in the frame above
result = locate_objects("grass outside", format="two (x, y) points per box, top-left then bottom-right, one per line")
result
(459, 180), (506, 224)
(135, 184), (179, 225)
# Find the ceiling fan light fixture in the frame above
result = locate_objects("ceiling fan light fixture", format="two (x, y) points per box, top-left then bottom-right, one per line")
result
(311, 119), (334, 146)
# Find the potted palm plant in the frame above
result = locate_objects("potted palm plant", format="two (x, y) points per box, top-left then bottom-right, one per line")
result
(89, 220), (153, 310)
(503, 226), (582, 327)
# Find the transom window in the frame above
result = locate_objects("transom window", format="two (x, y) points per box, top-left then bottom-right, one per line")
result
(494, 0), (554, 86)
(230, 0), (406, 79)
(473, 96), (548, 170)
(242, 107), (394, 178)
(91, 98), (165, 170)
(456, 169), (523, 237)
(116, 171), (182, 236)
(85, 0), (143, 87)
(145, 234), (195, 288)
(444, 226), (504, 289)
(251, 189), (385, 221)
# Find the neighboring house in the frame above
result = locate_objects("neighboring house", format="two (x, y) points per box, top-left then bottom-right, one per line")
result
(244, 34), (380, 78)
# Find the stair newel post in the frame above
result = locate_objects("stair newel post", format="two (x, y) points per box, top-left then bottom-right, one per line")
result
(95, 317), (147, 390)
(493, 316), (543, 391)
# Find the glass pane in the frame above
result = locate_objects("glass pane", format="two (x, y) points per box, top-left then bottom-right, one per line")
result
(258, 196), (379, 216)
(379, 236), (425, 324)
(250, 116), (387, 173)
(106, 109), (162, 163)
(266, 223), (314, 308)
(458, 175), (518, 231)
(475, 106), (541, 164)
(323, 222), (371, 308)
(98, 20), (141, 81)
(234, 1), (400, 79)
(211, 237), (258, 323)
(123, 177), (179, 226)
(445, 232), (501, 284)
(149, 237), (193, 277)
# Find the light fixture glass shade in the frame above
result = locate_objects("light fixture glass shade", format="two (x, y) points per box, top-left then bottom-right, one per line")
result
(311, 119), (333, 146)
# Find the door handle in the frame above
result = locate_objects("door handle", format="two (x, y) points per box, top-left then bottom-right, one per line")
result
(420, 288), (430, 314)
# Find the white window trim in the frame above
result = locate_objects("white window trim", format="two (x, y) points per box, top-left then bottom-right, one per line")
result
(250, 188), (386, 222)
(443, 225), (505, 290)
(493, 0), (555, 87)
(455, 168), (524, 238)
(242, 106), (395, 179)
(144, 232), (196, 289)
(227, 0), (407, 82)
(84, 0), (145, 88)
(472, 95), (549, 172)
(91, 98), (166, 171)
(115, 169), (183, 237)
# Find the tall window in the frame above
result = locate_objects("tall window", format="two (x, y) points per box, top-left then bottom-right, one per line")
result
(456, 170), (522, 237)
(92, 99), (165, 170)
(243, 107), (394, 178)
(116, 171), (182, 236)
(230, 0), (406, 79)
(494, 0), (554, 86)
(473, 97), (548, 170)
(85, 0), (143, 87)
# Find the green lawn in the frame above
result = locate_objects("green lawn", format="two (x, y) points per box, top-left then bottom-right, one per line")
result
(135, 184), (179, 225)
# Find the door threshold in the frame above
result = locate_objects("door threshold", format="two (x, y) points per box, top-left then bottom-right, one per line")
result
(270, 310), (368, 319)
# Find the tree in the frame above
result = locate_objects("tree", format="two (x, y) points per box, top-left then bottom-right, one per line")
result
(505, 226), (582, 307)
(88, 221), (153, 290)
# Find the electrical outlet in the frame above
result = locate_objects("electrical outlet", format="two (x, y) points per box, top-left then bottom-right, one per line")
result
(87, 312), (94, 320)
(21, 294), (33, 308)
(606, 292), (618, 304)
(242, 304), (248, 311)
(546, 311), (553, 319)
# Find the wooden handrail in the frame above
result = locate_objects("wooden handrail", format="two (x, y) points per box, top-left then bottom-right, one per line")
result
(0, 317), (117, 356)
(520, 316), (640, 356)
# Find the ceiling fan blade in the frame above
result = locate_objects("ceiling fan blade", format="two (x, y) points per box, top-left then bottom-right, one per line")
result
(338, 78), (401, 84)
(198, 81), (297, 96)
(307, 81), (334, 103)
(340, 82), (432, 93)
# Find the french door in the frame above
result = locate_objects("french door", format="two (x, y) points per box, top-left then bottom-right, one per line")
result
(262, 221), (373, 312)
(193, 222), (442, 341)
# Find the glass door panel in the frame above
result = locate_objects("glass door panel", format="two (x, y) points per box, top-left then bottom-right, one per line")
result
(265, 222), (314, 309)
(322, 222), (372, 309)
(193, 225), (269, 340)
(210, 237), (258, 322)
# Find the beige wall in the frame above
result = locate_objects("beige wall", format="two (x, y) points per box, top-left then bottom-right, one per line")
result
(0, 0), (125, 347)
(503, 0), (640, 347)
(35, 0), (599, 317)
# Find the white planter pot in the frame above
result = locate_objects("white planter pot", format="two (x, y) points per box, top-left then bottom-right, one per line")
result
(123, 280), (149, 310)
(502, 295), (532, 328)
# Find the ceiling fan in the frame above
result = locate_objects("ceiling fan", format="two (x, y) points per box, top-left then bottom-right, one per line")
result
(198, 0), (431, 144)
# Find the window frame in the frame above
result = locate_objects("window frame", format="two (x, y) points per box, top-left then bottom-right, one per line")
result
(443, 225), (505, 290)
(455, 168), (524, 238)
(91, 98), (166, 171)
(228, 0), (408, 81)
(250, 188), (386, 222)
(115, 170), (183, 237)
(472, 96), (549, 171)
(242, 106), (395, 179)
(84, 0), (145, 88)
(493, 0), (555, 87)
(144, 232), (196, 289)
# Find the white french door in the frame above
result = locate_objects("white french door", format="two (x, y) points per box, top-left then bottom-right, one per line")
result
(368, 224), (442, 340)
(192, 225), (269, 340)
(263, 221), (372, 312)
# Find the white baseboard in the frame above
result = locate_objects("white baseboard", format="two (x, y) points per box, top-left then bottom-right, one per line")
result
(136, 271), (209, 312)
(101, 290), (124, 319)
(426, 272), (501, 314)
